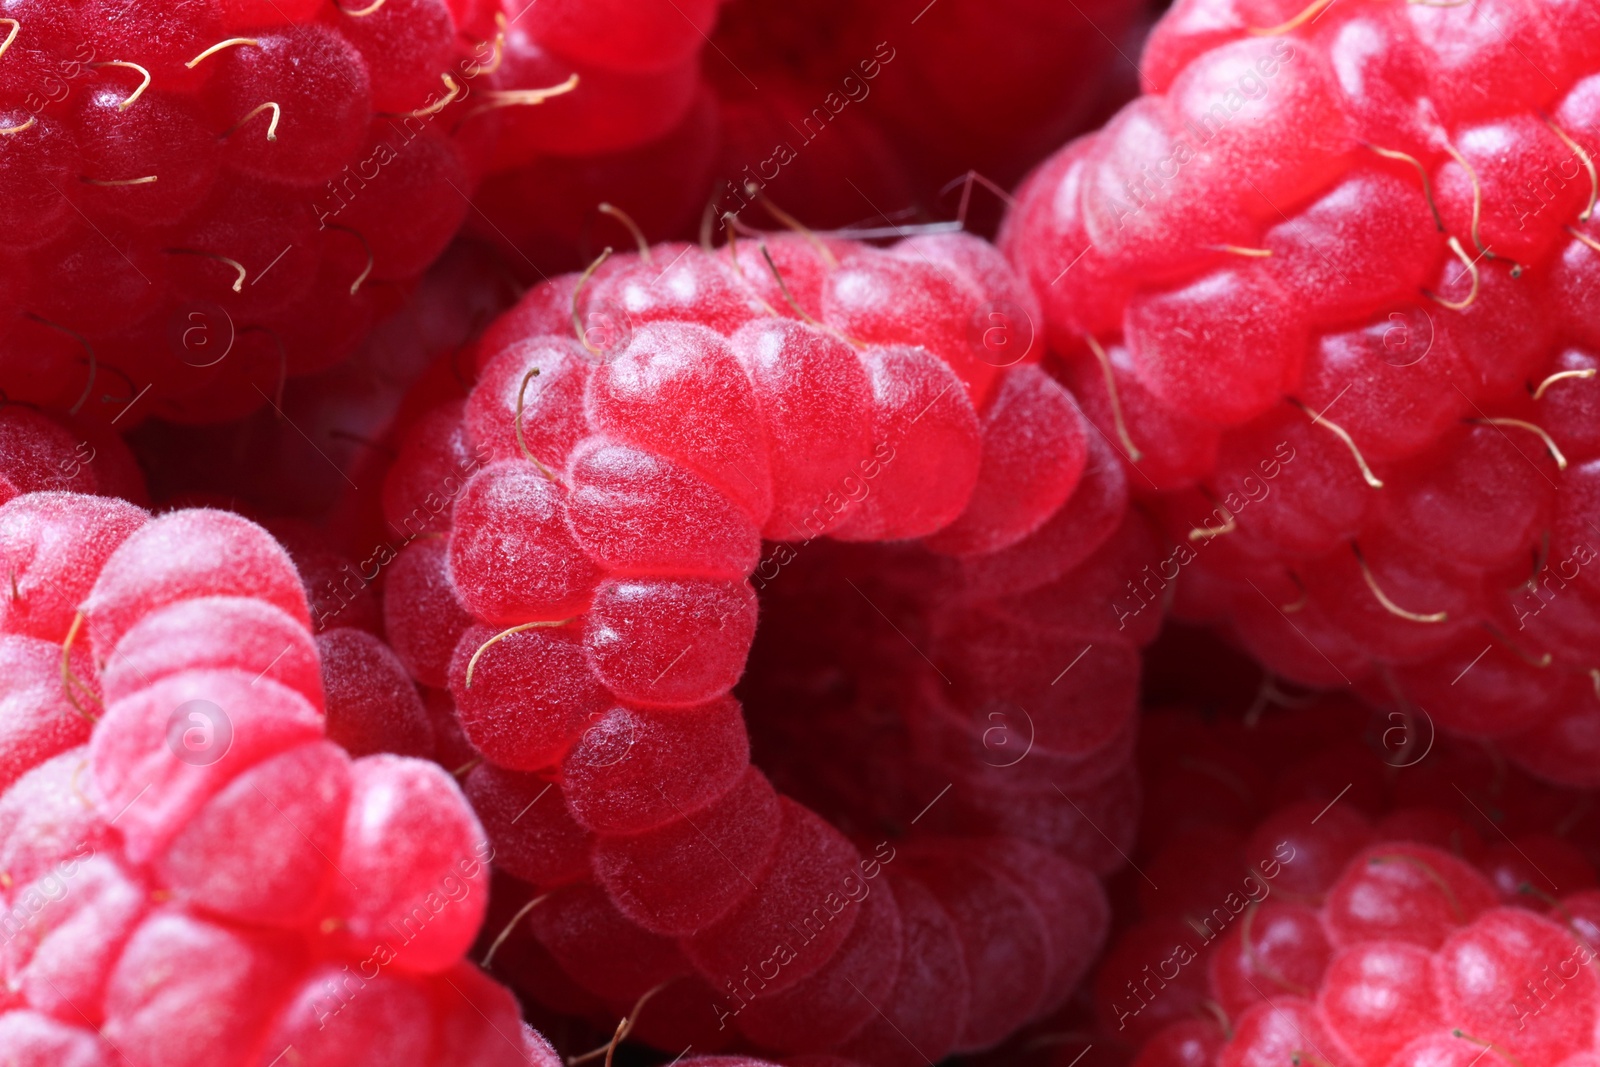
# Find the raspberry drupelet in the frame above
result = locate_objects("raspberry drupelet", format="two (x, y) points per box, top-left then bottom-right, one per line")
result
(0, 405), (146, 508)
(1002, 0), (1600, 786)
(379, 224), (1160, 1059)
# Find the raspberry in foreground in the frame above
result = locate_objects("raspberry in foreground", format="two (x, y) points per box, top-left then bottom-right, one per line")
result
(377, 224), (1162, 1059)
(0, 496), (540, 1065)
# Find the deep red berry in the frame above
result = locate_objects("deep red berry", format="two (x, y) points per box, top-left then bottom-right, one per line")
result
(471, 0), (1142, 269)
(0, 2), (483, 422)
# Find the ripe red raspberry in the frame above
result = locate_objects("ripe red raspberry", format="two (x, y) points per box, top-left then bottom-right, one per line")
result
(1002, 0), (1600, 786)
(0, 494), (552, 1063)
(1085, 690), (1600, 1067)
(0, 0), (512, 426)
(470, 0), (1142, 267)
(379, 226), (1157, 1058)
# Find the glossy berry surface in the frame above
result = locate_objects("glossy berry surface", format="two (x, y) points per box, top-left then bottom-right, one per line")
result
(378, 226), (1157, 1060)
(0, 0), (498, 426)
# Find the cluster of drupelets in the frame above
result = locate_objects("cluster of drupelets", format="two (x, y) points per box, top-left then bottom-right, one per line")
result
(1004, 0), (1600, 789)
(376, 228), (1158, 1061)
(1090, 698), (1600, 1067)
(0, 0), (511, 421)
(0, 412), (555, 1064)
(0, 226), (1152, 1061)
(0, 0), (1134, 425)
(0, 408), (885, 1067)
(12, 0), (1600, 1064)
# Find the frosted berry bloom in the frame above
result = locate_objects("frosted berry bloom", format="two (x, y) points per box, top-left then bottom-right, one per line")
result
(1003, 0), (1600, 786)
(379, 225), (1159, 1059)
(0, 496), (547, 1064)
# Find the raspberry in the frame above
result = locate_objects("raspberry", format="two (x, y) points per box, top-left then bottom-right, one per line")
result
(0, 495), (542, 1063)
(591, 765), (779, 935)
(379, 226), (1153, 1058)
(0, 491), (145, 641)
(100, 595), (320, 708)
(0, 0), (502, 424)
(466, 762), (593, 890)
(471, 0), (1142, 268)
(0, 634), (93, 796)
(1003, 0), (1600, 786)
(1086, 684), (1600, 1066)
